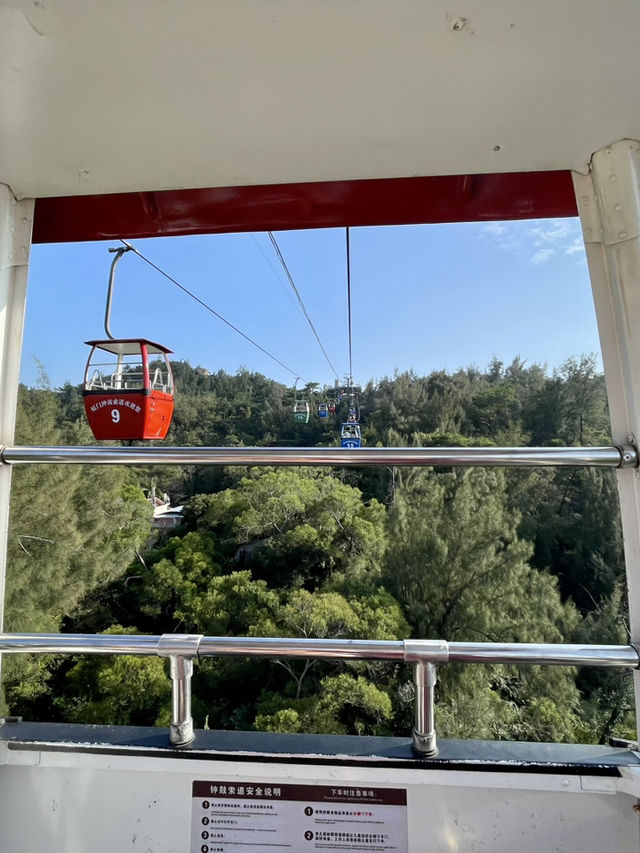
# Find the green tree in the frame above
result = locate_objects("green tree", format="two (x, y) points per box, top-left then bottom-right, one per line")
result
(7, 357), (623, 745)
(197, 468), (387, 587)
(556, 355), (610, 446)
(249, 586), (408, 700)
(572, 585), (636, 743)
(54, 626), (171, 726)
(3, 384), (153, 715)
(255, 673), (393, 736)
(385, 468), (581, 740)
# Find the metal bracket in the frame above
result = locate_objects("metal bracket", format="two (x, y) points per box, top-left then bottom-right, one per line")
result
(404, 639), (449, 664)
(0, 188), (32, 270)
(573, 171), (602, 245)
(157, 633), (203, 657)
(590, 141), (640, 245)
(619, 445), (639, 468)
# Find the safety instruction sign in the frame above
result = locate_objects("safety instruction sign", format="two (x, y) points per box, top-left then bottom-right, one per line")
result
(191, 780), (408, 852)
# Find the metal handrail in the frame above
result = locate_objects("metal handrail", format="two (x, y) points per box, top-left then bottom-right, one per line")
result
(1, 633), (637, 754)
(2, 633), (636, 665)
(0, 445), (636, 467)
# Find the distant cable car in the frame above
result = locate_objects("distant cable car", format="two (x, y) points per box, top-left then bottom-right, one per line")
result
(83, 339), (174, 440)
(328, 401), (336, 415)
(83, 245), (175, 441)
(293, 400), (310, 423)
(346, 390), (360, 422)
(318, 402), (329, 418)
(293, 377), (310, 423)
(340, 422), (362, 448)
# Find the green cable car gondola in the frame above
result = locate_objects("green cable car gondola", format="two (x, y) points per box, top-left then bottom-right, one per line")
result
(293, 378), (310, 423)
(293, 400), (310, 423)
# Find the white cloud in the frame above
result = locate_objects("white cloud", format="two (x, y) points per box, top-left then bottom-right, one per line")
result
(498, 237), (523, 252)
(483, 224), (507, 236)
(528, 219), (576, 246)
(565, 238), (585, 256)
(531, 249), (556, 265)
(481, 218), (583, 262)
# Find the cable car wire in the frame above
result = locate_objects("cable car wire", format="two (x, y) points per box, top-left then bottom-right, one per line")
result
(251, 234), (305, 320)
(119, 240), (307, 382)
(267, 232), (341, 382)
(346, 227), (354, 388)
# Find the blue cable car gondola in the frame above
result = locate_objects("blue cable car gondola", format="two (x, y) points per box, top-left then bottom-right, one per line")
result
(340, 422), (362, 448)
(318, 402), (329, 418)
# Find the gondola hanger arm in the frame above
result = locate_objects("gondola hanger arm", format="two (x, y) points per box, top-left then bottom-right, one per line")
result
(104, 245), (133, 340)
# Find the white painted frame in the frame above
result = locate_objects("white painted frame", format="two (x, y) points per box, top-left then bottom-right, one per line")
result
(574, 140), (640, 734)
(0, 185), (33, 685)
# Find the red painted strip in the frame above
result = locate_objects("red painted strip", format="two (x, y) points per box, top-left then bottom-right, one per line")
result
(33, 172), (577, 243)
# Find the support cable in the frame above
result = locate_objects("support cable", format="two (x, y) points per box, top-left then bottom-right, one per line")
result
(251, 234), (304, 319)
(267, 232), (341, 382)
(119, 240), (305, 381)
(346, 227), (354, 388)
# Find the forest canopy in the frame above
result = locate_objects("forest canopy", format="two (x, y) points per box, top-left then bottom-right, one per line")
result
(2, 355), (633, 745)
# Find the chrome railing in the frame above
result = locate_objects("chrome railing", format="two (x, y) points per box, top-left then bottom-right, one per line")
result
(0, 633), (637, 755)
(1, 445), (636, 467)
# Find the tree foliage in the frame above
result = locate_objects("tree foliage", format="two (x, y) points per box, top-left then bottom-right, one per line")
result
(3, 356), (630, 745)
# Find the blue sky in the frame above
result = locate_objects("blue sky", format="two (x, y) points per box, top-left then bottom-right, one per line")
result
(20, 218), (599, 390)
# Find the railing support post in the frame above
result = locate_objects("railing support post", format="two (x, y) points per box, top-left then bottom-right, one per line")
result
(157, 634), (202, 747)
(412, 661), (438, 756)
(168, 654), (194, 746)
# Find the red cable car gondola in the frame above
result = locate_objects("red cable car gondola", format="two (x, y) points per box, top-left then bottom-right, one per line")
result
(82, 245), (175, 441)
(83, 338), (174, 440)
